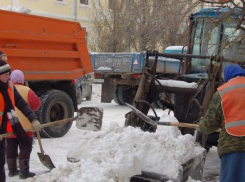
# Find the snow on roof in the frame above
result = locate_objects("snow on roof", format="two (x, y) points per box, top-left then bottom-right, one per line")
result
(0, 6), (31, 13)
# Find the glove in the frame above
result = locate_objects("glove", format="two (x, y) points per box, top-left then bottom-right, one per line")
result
(32, 119), (41, 131)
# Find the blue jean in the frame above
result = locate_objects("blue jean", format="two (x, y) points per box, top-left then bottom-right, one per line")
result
(220, 151), (245, 182)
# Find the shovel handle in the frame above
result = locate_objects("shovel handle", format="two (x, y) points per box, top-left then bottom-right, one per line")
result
(0, 116), (77, 140)
(157, 121), (199, 129)
(156, 121), (221, 132)
(36, 131), (45, 154)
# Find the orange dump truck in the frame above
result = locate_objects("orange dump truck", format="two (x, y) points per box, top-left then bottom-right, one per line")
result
(0, 10), (93, 137)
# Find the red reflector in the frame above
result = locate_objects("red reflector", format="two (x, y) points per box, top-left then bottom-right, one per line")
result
(94, 74), (101, 78)
(132, 74), (141, 79)
(71, 79), (76, 83)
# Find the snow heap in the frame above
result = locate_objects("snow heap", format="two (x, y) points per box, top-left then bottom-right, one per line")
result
(0, 6), (31, 13)
(27, 122), (204, 182)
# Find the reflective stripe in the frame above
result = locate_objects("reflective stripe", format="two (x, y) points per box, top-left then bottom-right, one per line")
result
(225, 120), (245, 128)
(9, 82), (14, 94)
(219, 83), (245, 96)
(0, 112), (3, 116)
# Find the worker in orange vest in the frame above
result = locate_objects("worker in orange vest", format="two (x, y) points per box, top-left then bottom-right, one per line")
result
(0, 60), (41, 182)
(6, 70), (41, 179)
(199, 65), (245, 182)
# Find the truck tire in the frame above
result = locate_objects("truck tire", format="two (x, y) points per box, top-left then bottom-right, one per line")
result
(118, 86), (136, 105)
(113, 86), (123, 105)
(76, 87), (83, 105)
(86, 85), (92, 101)
(36, 90), (74, 138)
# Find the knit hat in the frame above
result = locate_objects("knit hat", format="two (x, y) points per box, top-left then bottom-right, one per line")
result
(224, 65), (245, 82)
(0, 60), (11, 75)
(0, 50), (6, 58)
(10, 69), (24, 84)
(0, 51), (7, 61)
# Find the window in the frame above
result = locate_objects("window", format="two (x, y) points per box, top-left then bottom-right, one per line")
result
(54, 0), (66, 4)
(80, 0), (88, 5)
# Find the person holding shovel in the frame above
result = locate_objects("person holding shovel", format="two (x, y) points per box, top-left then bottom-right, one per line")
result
(0, 60), (41, 182)
(6, 69), (41, 179)
(199, 65), (245, 182)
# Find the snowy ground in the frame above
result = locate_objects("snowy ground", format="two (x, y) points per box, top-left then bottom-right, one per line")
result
(5, 84), (220, 182)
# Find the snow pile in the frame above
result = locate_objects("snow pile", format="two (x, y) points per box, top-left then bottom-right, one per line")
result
(97, 67), (113, 70)
(156, 79), (198, 88)
(92, 84), (101, 101)
(27, 122), (204, 182)
(0, 5), (31, 13)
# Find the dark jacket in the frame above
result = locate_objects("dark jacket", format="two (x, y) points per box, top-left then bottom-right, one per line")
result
(0, 87), (37, 134)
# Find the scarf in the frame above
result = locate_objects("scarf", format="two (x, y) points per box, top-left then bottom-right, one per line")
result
(0, 80), (31, 147)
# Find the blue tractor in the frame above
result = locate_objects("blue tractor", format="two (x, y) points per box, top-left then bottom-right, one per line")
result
(127, 7), (245, 182)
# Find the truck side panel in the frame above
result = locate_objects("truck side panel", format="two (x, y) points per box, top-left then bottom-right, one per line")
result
(0, 9), (92, 80)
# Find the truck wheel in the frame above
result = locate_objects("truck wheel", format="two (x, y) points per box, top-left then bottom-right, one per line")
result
(86, 86), (92, 101)
(113, 86), (123, 105)
(36, 90), (74, 138)
(118, 86), (136, 105)
(76, 87), (83, 105)
(117, 86), (126, 105)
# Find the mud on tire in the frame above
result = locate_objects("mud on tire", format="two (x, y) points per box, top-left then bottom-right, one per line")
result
(36, 90), (74, 138)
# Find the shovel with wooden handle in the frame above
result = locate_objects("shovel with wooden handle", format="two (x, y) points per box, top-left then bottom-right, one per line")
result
(36, 130), (56, 170)
(0, 107), (103, 170)
(126, 103), (221, 132)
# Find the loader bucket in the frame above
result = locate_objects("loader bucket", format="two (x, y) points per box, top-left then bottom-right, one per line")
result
(130, 147), (206, 182)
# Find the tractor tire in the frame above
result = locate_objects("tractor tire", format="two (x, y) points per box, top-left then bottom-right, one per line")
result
(113, 86), (123, 105)
(36, 90), (74, 138)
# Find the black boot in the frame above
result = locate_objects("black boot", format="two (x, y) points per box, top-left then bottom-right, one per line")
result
(7, 158), (19, 177)
(19, 159), (35, 179)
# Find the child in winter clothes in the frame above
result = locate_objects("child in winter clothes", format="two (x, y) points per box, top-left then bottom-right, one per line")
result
(0, 61), (41, 182)
(6, 70), (41, 179)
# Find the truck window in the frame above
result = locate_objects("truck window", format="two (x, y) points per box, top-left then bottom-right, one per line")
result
(221, 23), (243, 61)
(191, 19), (220, 73)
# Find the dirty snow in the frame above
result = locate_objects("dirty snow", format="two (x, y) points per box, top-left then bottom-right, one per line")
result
(6, 84), (217, 182)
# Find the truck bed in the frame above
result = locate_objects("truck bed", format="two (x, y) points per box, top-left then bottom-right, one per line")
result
(0, 9), (92, 80)
(90, 52), (181, 75)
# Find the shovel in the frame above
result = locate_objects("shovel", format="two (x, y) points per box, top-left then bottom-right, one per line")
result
(36, 130), (56, 170)
(126, 103), (221, 132)
(0, 107), (103, 170)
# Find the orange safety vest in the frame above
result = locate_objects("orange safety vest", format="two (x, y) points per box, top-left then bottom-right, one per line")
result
(0, 81), (15, 131)
(217, 77), (245, 136)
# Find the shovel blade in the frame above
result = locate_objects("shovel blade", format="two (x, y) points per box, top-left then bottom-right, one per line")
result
(37, 152), (56, 170)
(76, 107), (103, 131)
